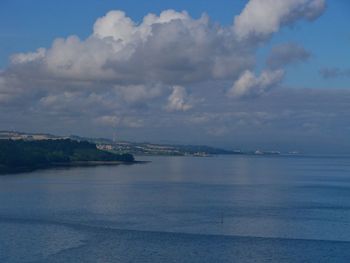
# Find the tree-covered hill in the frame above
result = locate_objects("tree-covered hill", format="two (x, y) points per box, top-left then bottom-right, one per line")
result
(0, 139), (134, 174)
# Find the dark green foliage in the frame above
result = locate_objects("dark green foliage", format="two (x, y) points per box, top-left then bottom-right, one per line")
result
(0, 139), (134, 174)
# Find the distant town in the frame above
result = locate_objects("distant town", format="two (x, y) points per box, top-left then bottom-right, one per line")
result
(0, 131), (299, 157)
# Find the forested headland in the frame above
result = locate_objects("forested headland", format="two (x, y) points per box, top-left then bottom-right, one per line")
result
(0, 139), (134, 174)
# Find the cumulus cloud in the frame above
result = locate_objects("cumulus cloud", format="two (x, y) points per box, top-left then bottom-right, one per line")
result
(5, 1), (325, 90)
(166, 86), (192, 112)
(0, 0), (325, 104)
(228, 70), (284, 98)
(11, 48), (46, 64)
(233, 0), (326, 40)
(6, 10), (253, 85)
(267, 43), (311, 69)
(319, 67), (350, 79)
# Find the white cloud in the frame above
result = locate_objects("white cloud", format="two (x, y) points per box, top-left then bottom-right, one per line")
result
(233, 0), (326, 40)
(4, 3), (325, 103)
(7, 9), (253, 85)
(228, 70), (284, 98)
(93, 9), (190, 43)
(93, 10), (136, 43)
(11, 48), (46, 64)
(166, 86), (192, 112)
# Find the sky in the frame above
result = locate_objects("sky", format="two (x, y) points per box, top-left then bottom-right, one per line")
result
(0, 0), (349, 153)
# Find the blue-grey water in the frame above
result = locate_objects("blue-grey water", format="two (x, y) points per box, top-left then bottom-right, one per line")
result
(1, 155), (350, 262)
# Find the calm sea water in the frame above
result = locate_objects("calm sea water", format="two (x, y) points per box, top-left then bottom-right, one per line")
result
(1, 155), (350, 262)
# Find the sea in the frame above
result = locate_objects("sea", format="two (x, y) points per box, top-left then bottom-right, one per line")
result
(1, 155), (350, 262)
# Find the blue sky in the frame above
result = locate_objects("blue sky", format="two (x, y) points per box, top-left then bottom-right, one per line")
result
(0, 0), (349, 153)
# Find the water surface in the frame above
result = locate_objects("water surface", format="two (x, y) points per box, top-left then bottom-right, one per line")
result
(1, 155), (350, 262)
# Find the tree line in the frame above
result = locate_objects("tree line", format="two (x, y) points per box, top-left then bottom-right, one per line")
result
(0, 139), (134, 173)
